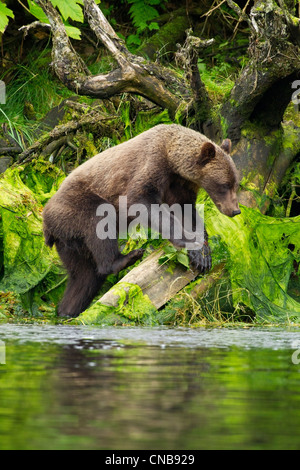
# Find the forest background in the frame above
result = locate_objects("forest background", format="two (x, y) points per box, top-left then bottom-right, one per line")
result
(0, 0), (300, 326)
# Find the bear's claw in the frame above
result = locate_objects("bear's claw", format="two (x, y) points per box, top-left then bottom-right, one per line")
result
(188, 243), (212, 273)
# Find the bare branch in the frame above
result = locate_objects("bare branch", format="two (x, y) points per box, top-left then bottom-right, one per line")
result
(19, 21), (51, 38)
(175, 31), (215, 128)
(28, 0), (210, 123)
(226, 0), (252, 28)
(18, 110), (117, 163)
(83, 0), (132, 69)
(35, 0), (90, 85)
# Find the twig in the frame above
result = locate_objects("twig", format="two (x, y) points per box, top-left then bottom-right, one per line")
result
(202, 0), (227, 17)
(226, 0), (252, 28)
(286, 183), (297, 217)
(0, 147), (21, 154)
(232, 0), (251, 38)
(19, 21), (51, 38)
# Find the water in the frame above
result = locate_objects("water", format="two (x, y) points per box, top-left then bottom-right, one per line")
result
(0, 324), (300, 450)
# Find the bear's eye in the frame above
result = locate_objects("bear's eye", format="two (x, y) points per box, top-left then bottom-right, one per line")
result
(219, 183), (231, 194)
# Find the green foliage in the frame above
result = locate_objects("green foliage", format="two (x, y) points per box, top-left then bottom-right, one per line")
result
(0, 107), (32, 151)
(0, 162), (66, 317)
(200, 194), (300, 322)
(0, 44), (73, 149)
(270, 160), (300, 218)
(25, 0), (101, 40)
(198, 59), (235, 103)
(117, 97), (172, 142)
(126, 0), (166, 46)
(127, 0), (163, 31)
(159, 245), (190, 271)
(27, 0), (48, 23)
(0, 1), (14, 33)
(77, 282), (159, 325)
(197, 35), (248, 103)
(51, 0), (84, 22)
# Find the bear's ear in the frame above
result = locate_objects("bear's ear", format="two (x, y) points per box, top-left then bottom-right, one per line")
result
(220, 138), (232, 154)
(199, 142), (216, 167)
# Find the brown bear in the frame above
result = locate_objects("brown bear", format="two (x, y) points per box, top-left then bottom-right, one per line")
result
(43, 124), (240, 317)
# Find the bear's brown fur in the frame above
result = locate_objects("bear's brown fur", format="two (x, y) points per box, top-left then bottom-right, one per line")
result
(43, 124), (240, 317)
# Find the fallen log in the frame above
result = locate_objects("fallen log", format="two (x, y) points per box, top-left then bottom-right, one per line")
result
(93, 247), (226, 312)
(97, 250), (198, 310)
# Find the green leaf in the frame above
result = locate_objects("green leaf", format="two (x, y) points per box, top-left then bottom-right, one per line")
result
(128, 0), (160, 30)
(176, 252), (190, 269)
(27, 0), (49, 23)
(28, 1), (82, 39)
(0, 1), (14, 33)
(158, 254), (173, 265)
(64, 24), (81, 40)
(127, 34), (142, 46)
(148, 21), (159, 31)
(50, 0), (84, 22)
(163, 245), (177, 255)
(137, 21), (148, 32)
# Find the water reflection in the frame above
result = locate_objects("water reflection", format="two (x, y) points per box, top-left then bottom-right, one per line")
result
(0, 326), (300, 449)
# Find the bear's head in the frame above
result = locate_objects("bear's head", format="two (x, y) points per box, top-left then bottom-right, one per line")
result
(198, 139), (241, 218)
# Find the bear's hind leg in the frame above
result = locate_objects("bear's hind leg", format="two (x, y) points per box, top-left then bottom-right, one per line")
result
(56, 239), (105, 318)
(111, 249), (145, 274)
(84, 216), (144, 276)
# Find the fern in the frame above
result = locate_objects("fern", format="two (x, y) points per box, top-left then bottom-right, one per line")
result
(127, 0), (166, 33)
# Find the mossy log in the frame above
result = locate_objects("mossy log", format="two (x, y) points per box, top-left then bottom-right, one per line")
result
(98, 250), (198, 310)
(234, 122), (300, 212)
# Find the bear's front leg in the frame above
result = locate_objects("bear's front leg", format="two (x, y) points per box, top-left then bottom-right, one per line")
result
(188, 231), (212, 273)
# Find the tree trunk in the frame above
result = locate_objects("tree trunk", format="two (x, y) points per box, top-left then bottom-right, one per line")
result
(34, 0), (192, 120)
(30, 0), (300, 201)
(220, 0), (300, 211)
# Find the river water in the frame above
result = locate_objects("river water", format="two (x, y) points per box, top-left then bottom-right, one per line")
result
(0, 324), (300, 450)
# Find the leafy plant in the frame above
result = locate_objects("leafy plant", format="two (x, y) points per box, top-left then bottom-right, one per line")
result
(0, 45), (73, 149)
(159, 245), (190, 271)
(126, 0), (167, 46)
(26, 0), (81, 39)
(0, 1), (14, 33)
(0, 107), (34, 151)
(22, 0), (102, 40)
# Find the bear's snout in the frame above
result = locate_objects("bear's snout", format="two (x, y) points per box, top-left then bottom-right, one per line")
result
(232, 209), (241, 217)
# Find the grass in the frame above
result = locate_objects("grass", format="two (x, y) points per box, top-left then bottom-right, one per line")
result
(198, 60), (235, 103)
(162, 280), (256, 327)
(0, 43), (74, 148)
